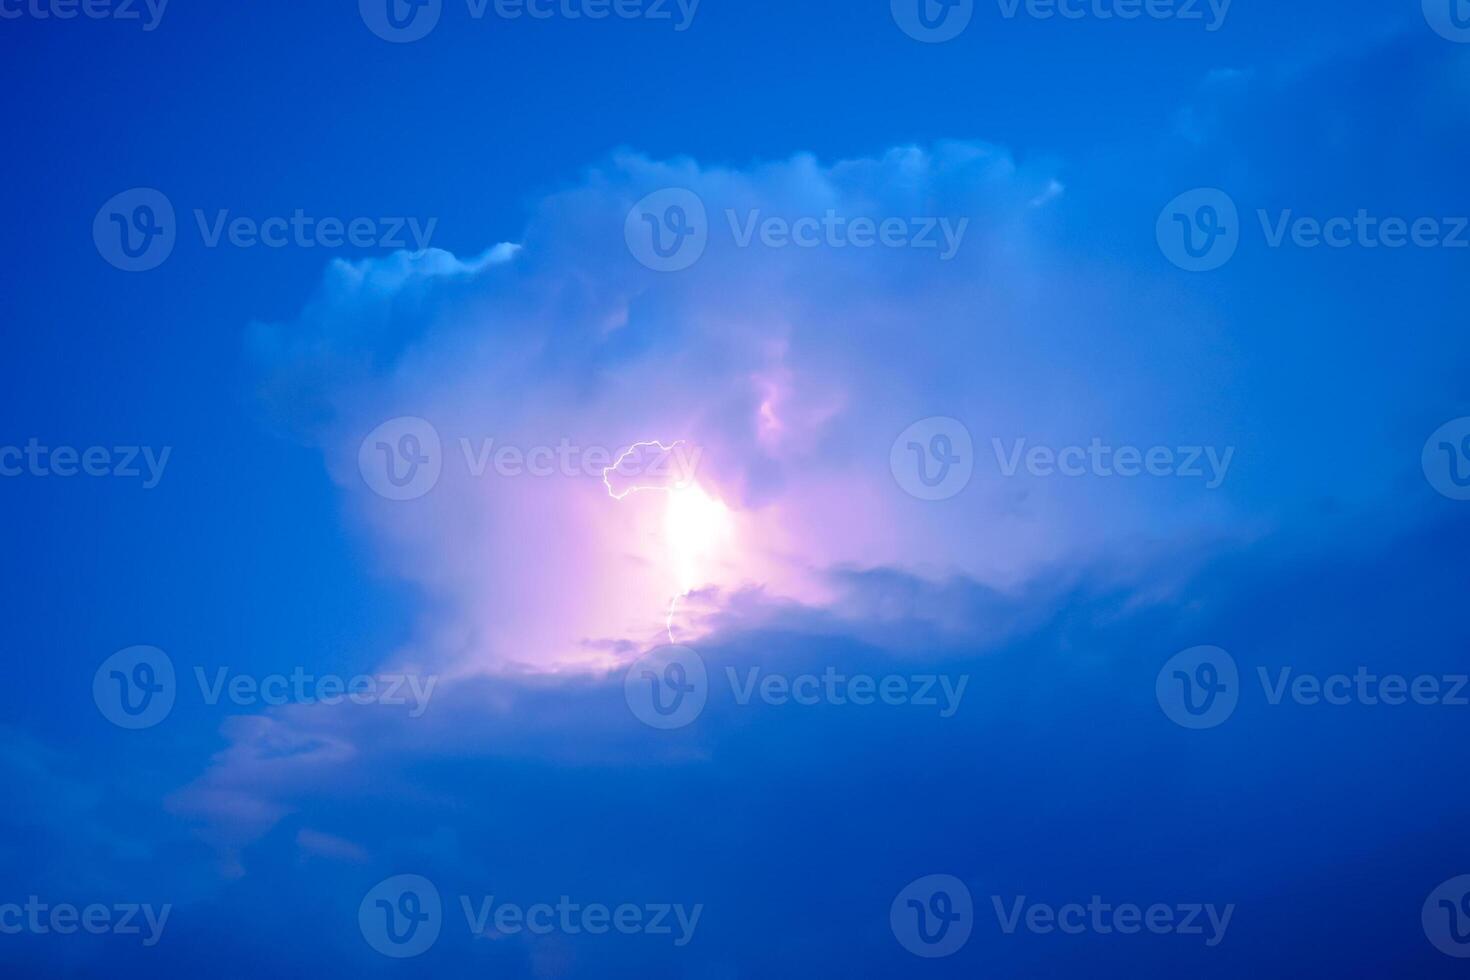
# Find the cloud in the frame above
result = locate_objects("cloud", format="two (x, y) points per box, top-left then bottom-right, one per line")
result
(129, 41), (1470, 978)
(159, 507), (1470, 977)
(212, 34), (1470, 873)
(248, 140), (1275, 675)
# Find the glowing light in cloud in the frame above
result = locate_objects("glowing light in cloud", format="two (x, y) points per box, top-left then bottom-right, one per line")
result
(603, 440), (732, 643)
(664, 482), (732, 594)
(252, 143), (1119, 673)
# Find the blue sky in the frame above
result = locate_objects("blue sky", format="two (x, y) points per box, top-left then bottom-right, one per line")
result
(3, 0), (1470, 975)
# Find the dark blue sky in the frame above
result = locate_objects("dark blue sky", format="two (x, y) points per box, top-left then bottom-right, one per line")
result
(3, 0), (1470, 975)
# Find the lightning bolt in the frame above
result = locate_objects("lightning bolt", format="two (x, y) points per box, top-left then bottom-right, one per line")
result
(603, 439), (689, 643)
(601, 439), (687, 500)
